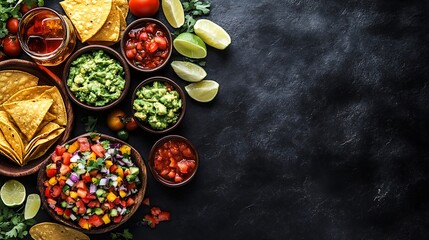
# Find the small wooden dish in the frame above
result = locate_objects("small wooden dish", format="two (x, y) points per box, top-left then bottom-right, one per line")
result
(148, 135), (199, 187)
(131, 76), (186, 134)
(37, 133), (147, 234)
(120, 18), (173, 72)
(62, 45), (131, 111)
(0, 59), (74, 177)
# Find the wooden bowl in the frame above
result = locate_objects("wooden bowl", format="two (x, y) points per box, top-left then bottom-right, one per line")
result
(148, 135), (199, 187)
(120, 18), (173, 72)
(131, 76), (186, 134)
(62, 45), (130, 111)
(37, 133), (147, 234)
(0, 59), (74, 177)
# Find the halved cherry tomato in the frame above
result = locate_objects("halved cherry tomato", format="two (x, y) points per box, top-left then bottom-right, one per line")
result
(77, 138), (90, 152)
(158, 211), (171, 221)
(91, 144), (105, 157)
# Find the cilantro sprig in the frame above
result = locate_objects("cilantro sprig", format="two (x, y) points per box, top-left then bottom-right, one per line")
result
(0, 204), (36, 239)
(173, 0), (211, 36)
(110, 228), (133, 240)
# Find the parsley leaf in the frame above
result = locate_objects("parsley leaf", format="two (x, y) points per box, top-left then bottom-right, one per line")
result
(81, 116), (98, 132)
(86, 158), (104, 172)
(0, 204), (36, 239)
(111, 228), (133, 240)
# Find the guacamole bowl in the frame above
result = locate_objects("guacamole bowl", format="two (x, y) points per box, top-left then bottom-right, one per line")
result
(131, 76), (186, 134)
(63, 45), (131, 111)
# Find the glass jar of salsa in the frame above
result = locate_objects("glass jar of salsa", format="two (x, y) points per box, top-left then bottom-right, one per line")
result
(18, 7), (76, 66)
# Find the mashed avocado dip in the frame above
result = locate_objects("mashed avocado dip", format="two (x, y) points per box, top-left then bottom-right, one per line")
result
(67, 50), (125, 106)
(133, 81), (182, 130)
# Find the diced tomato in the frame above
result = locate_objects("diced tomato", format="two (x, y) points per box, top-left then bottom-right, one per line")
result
(154, 36), (167, 50)
(67, 197), (75, 204)
(120, 200), (127, 208)
(142, 197), (150, 206)
(88, 215), (104, 227)
(46, 164), (57, 178)
(102, 202), (114, 211)
(157, 211), (171, 222)
(47, 198), (57, 205)
(126, 197), (135, 207)
(62, 152), (72, 165)
(51, 154), (62, 162)
(60, 192), (68, 200)
(58, 179), (66, 187)
(148, 42), (158, 53)
(77, 137), (90, 152)
(63, 209), (72, 218)
(54, 206), (64, 215)
(89, 169), (99, 177)
(78, 218), (90, 230)
(78, 206), (87, 215)
(59, 164), (71, 175)
(91, 144), (106, 157)
(75, 200), (85, 208)
(43, 180), (50, 187)
(82, 173), (92, 183)
(86, 193), (97, 200)
(174, 173), (183, 183)
(127, 182), (136, 191)
(151, 207), (161, 216)
(113, 215), (123, 223)
(44, 187), (51, 197)
(81, 198), (90, 204)
(113, 197), (121, 205)
(87, 201), (97, 208)
(77, 188), (88, 198)
(51, 185), (62, 198)
(146, 24), (155, 33)
(144, 214), (157, 228)
(76, 180), (87, 190)
(55, 145), (66, 156)
(110, 164), (118, 173)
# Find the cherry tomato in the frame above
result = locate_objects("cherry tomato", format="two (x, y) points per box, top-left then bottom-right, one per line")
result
(117, 130), (129, 140)
(126, 117), (139, 131)
(2, 35), (22, 57)
(129, 0), (160, 17)
(6, 18), (19, 35)
(20, 2), (37, 14)
(107, 109), (126, 131)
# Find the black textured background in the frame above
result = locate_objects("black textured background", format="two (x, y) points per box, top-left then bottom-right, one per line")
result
(2, 0), (429, 239)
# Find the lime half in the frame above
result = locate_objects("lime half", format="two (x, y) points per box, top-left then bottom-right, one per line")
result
(173, 33), (207, 59)
(185, 80), (219, 102)
(24, 194), (41, 220)
(194, 19), (231, 50)
(0, 180), (26, 207)
(171, 61), (207, 82)
(162, 0), (185, 28)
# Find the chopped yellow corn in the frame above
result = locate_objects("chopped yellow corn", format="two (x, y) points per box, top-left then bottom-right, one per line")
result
(105, 160), (113, 169)
(70, 191), (78, 199)
(102, 214), (111, 224)
(107, 192), (117, 202)
(119, 190), (127, 198)
(48, 177), (57, 186)
(67, 140), (79, 153)
(115, 167), (124, 178)
(120, 145), (131, 155)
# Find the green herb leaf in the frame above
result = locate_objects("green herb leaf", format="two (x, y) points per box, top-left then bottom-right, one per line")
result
(0, 204), (35, 239)
(173, 0), (211, 36)
(81, 116), (98, 132)
(110, 228), (133, 240)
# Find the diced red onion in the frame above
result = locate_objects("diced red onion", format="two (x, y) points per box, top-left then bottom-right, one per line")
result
(89, 184), (97, 194)
(70, 214), (77, 221)
(66, 179), (75, 186)
(110, 143), (121, 149)
(99, 178), (108, 186)
(70, 173), (79, 183)
(70, 154), (80, 163)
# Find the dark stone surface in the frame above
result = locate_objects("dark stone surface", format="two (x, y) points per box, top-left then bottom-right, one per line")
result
(2, 0), (429, 239)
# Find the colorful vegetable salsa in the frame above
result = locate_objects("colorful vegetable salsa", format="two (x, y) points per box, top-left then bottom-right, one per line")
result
(124, 22), (170, 69)
(43, 135), (140, 230)
(154, 139), (196, 183)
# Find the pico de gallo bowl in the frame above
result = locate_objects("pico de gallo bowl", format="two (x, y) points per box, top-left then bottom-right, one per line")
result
(37, 133), (147, 234)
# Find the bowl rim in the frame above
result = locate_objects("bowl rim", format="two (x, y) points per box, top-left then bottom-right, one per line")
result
(147, 135), (199, 187)
(62, 45), (131, 111)
(37, 133), (147, 234)
(120, 18), (173, 72)
(0, 59), (74, 177)
(131, 76), (186, 134)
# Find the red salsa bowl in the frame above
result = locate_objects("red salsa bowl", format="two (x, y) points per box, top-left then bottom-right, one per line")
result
(148, 135), (199, 187)
(120, 18), (172, 72)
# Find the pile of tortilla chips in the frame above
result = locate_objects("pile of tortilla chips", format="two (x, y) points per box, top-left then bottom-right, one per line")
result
(0, 70), (67, 166)
(60, 0), (128, 45)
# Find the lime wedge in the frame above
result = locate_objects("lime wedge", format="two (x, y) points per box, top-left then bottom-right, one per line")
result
(0, 180), (26, 207)
(24, 194), (41, 220)
(173, 33), (207, 59)
(194, 19), (231, 50)
(185, 80), (219, 102)
(171, 61), (207, 82)
(162, 0), (185, 28)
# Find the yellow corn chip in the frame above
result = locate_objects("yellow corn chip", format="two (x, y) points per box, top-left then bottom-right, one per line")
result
(0, 70), (39, 105)
(0, 111), (24, 162)
(88, 3), (120, 42)
(38, 87), (67, 126)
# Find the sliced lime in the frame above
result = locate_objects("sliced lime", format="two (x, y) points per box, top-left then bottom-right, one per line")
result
(194, 19), (231, 50)
(173, 33), (207, 59)
(24, 194), (41, 220)
(162, 0), (185, 28)
(185, 80), (219, 102)
(0, 180), (26, 207)
(171, 61), (207, 82)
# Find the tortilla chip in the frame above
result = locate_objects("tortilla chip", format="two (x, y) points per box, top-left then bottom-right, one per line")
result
(0, 70), (39, 105)
(115, 0), (128, 18)
(30, 222), (90, 240)
(25, 122), (61, 153)
(87, 6), (126, 45)
(38, 87), (67, 126)
(0, 129), (21, 164)
(43, 112), (57, 122)
(0, 111), (24, 162)
(3, 99), (53, 141)
(60, 0), (113, 43)
(88, 3), (120, 42)
(4, 85), (52, 104)
(24, 128), (64, 162)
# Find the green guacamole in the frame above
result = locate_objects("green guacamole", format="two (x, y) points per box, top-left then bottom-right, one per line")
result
(133, 81), (182, 130)
(67, 50), (125, 106)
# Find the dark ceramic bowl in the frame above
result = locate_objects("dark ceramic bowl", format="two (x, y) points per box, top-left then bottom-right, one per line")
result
(148, 135), (199, 187)
(131, 76), (186, 134)
(37, 133), (147, 234)
(120, 18), (172, 72)
(62, 45), (130, 111)
(0, 59), (74, 177)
